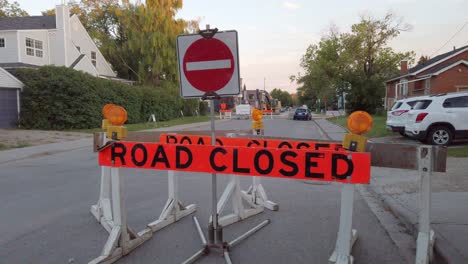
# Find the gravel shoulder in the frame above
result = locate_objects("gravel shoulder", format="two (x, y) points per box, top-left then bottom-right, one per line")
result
(0, 129), (91, 149)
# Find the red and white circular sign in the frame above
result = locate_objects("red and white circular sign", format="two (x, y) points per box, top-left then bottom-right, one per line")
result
(177, 30), (240, 98)
(182, 38), (234, 92)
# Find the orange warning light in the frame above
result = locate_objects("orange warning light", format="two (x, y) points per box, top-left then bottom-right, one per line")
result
(347, 111), (373, 135)
(104, 105), (127, 126)
(102, 104), (116, 117)
(252, 108), (263, 121)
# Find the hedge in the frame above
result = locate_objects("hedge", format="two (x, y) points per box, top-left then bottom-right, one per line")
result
(14, 66), (201, 129)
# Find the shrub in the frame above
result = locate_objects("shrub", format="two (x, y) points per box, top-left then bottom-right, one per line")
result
(199, 101), (209, 115)
(15, 66), (187, 129)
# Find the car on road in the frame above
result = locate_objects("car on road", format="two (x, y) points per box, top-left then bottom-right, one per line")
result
(293, 107), (312, 120)
(386, 96), (427, 136)
(405, 92), (468, 145)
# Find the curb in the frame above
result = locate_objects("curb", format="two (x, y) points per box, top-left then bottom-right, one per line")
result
(316, 118), (464, 263)
(370, 185), (466, 264)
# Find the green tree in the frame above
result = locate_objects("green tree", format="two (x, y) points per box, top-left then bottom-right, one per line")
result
(0, 0), (28, 17)
(270, 88), (293, 107)
(417, 55), (429, 65)
(295, 13), (415, 113)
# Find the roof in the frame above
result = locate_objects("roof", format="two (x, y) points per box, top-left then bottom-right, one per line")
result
(386, 44), (468, 82)
(0, 67), (24, 90)
(0, 63), (39, 69)
(0, 16), (56, 30)
(423, 60), (468, 76)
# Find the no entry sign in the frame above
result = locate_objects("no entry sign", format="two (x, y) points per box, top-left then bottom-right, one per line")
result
(177, 30), (240, 98)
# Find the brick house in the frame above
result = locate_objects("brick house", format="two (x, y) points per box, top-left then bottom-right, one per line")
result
(384, 45), (468, 109)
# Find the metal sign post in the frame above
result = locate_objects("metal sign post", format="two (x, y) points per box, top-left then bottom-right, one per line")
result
(181, 25), (270, 264)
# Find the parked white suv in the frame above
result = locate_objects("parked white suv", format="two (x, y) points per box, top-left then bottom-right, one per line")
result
(405, 92), (468, 145)
(386, 96), (428, 136)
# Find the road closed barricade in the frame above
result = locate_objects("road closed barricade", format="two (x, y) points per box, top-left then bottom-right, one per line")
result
(99, 142), (370, 183)
(90, 109), (446, 264)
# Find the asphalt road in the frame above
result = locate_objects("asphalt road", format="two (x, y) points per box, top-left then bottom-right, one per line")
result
(0, 118), (405, 264)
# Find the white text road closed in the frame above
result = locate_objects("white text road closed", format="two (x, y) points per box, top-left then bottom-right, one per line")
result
(177, 30), (240, 98)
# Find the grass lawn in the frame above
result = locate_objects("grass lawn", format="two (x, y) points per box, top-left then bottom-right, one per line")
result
(76, 115), (211, 133)
(448, 145), (468, 157)
(327, 115), (393, 138)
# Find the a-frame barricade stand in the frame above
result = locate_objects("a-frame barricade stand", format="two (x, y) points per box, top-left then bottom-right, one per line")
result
(90, 132), (197, 264)
(214, 174), (264, 227)
(242, 175), (279, 211)
(211, 134), (264, 227)
(148, 170), (197, 232)
(89, 167), (152, 264)
(242, 130), (279, 211)
(210, 129), (278, 227)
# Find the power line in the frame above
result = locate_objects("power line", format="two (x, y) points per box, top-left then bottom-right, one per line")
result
(430, 21), (468, 57)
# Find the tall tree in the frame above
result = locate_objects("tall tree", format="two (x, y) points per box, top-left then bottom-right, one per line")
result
(417, 55), (429, 65)
(295, 13), (415, 113)
(270, 88), (293, 107)
(0, 0), (28, 17)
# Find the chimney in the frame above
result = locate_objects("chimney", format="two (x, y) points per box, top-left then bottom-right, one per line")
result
(400, 60), (408, 74)
(55, 4), (71, 66)
(453, 46), (456, 51)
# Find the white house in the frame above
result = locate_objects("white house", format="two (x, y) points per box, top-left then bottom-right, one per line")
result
(0, 4), (116, 76)
(0, 4), (118, 128)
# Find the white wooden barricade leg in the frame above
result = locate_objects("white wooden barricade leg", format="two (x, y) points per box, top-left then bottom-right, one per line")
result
(329, 184), (357, 264)
(90, 166), (115, 233)
(415, 146), (435, 264)
(241, 130), (279, 211)
(89, 168), (152, 264)
(91, 133), (115, 233)
(242, 176), (278, 211)
(214, 174), (264, 227)
(148, 170), (196, 232)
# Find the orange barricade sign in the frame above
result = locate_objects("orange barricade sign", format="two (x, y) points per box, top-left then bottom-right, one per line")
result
(160, 134), (345, 152)
(98, 142), (370, 184)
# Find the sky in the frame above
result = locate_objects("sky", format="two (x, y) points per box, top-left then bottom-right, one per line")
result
(14, 0), (468, 93)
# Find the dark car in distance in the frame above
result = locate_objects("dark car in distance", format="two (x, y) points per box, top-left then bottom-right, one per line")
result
(293, 107), (312, 120)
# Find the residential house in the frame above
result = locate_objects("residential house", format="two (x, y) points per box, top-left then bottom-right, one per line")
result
(0, 4), (118, 128)
(384, 45), (468, 109)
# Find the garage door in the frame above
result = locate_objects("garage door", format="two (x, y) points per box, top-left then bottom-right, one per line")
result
(0, 88), (19, 128)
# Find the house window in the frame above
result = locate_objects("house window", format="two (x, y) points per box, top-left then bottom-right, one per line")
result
(399, 79), (408, 97)
(25, 37), (43, 58)
(0, 38), (5, 48)
(91, 51), (96, 67)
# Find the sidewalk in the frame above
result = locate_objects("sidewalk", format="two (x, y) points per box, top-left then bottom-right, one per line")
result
(317, 118), (468, 263)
